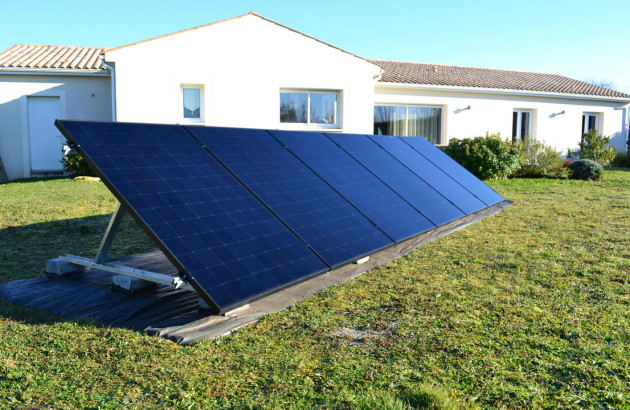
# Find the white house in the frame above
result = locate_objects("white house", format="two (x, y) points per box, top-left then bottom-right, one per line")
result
(372, 60), (630, 152)
(0, 45), (112, 180)
(1, 12), (628, 181)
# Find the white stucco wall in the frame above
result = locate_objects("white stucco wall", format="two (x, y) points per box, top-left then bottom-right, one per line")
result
(0, 73), (112, 180)
(375, 85), (629, 153)
(105, 14), (380, 133)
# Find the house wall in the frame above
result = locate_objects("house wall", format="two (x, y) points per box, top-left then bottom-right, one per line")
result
(375, 86), (629, 153)
(0, 73), (112, 180)
(105, 15), (380, 133)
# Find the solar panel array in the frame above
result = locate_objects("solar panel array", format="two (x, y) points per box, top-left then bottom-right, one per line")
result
(56, 120), (505, 314)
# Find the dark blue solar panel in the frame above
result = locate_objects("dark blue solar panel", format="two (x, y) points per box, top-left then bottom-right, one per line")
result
(401, 137), (504, 206)
(56, 120), (329, 314)
(268, 130), (435, 242)
(326, 133), (465, 226)
(368, 134), (487, 214)
(186, 126), (393, 267)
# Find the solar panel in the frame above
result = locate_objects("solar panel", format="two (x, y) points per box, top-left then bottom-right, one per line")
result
(326, 133), (465, 226)
(186, 126), (394, 267)
(56, 121), (506, 316)
(268, 130), (435, 242)
(401, 137), (504, 206)
(368, 134), (486, 214)
(56, 121), (329, 314)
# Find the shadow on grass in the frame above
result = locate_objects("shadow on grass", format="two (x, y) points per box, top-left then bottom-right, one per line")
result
(0, 214), (153, 284)
(606, 166), (630, 172)
(6, 175), (71, 185)
(0, 214), (155, 326)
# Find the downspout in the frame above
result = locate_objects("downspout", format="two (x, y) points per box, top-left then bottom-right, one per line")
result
(100, 55), (116, 121)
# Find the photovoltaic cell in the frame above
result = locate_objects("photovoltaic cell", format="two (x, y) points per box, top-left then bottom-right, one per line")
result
(401, 136), (504, 206)
(55, 120), (329, 313)
(368, 134), (486, 214)
(187, 126), (394, 267)
(268, 130), (435, 242)
(326, 133), (465, 226)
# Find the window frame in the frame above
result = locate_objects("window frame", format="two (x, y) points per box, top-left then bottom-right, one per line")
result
(181, 84), (204, 124)
(512, 109), (534, 143)
(582, 112), (600, 135)
(373, 103), (444, 145)
(279, 89), (341, 130)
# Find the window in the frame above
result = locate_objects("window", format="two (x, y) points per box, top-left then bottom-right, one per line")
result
(512, 109), (533, 143)
(582, 113), (599, 134)
(374, 105), (442, 144)
(280, 90), (339, 128)
(182, 86), (204, 122)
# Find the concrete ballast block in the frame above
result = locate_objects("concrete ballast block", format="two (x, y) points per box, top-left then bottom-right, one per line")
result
(355, 256), (370, 265)
(112, 275), (155, 292)
(46, 258), (85, 276)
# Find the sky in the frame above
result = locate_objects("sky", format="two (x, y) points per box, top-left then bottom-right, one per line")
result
(2, 0), (629, 92)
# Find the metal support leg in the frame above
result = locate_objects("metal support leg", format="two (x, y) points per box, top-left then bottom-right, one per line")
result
(94, 202), (126, 264)
(50, 201), (196, 294)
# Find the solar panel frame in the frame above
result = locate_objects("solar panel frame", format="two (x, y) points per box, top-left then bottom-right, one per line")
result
(401, 136), (505, 206)
(185, 126), (395, 268)
(55, 120), (330, 314)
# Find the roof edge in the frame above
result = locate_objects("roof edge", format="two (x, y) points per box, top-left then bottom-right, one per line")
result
(376, 81), (630, 103)
(0, 67), (109, 76)
(103, 12), (379, 69)
(251, 13), (377, 66)
(369, 58), (568, 78)
(104, 12), (254, 54)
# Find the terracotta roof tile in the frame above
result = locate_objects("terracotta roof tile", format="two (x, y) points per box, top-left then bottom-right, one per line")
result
(370, 59), (630, 99)
(0, 44), (106, 70)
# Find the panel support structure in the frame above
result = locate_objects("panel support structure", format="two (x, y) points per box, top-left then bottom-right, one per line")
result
(50, 202), (196, 293)
(94, 202), (126, 264)
(58, 255), (194, 291)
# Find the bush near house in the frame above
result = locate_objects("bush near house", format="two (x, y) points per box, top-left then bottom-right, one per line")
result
(60, 141), (97, 177)
(567, 130), (617, 166)
(512, 138), (566, 178)
(568, 159), (604, 180)
(443, 133), (521, 180)
(611, 151), (630, 167)
(60, 153), (97, 177)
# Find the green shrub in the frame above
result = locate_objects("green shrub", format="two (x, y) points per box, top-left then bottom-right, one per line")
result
(567, 130), (617, 166)
(513, 138), (565, 178)
(60, 152), (96, 177)
(611, 151), (630, 167)
(443, 133), (521, 180)
(568, 159), (604, 180)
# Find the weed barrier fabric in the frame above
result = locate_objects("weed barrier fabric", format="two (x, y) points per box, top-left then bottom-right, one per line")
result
(0, 202), (511, 344)
(0, 251), (204, 344)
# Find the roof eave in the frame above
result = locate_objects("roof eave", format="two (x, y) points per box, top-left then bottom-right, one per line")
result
(0, 67), (109, 76)
(376, 82), (630, 103)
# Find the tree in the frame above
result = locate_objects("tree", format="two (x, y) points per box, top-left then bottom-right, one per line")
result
(583, 76), (618, 91)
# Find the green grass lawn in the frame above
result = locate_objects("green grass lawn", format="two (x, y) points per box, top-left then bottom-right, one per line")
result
(0, 172), (629, 408)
